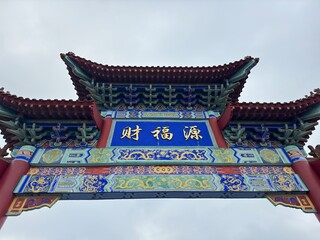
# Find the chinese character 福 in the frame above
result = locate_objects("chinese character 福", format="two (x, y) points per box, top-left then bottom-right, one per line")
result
(151, 126), (173, 140)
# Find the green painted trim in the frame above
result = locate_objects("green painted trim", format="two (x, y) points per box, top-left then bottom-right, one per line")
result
(229, 59), (258, 82)
(63, 56), (91, 82)
(0, 119), (18, 129)
(300, 103), (320, 121)
(0, 105), (18, 119)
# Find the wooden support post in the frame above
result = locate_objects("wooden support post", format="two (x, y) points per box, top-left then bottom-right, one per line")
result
(0, 159), (9, 178)
(209, 118), (228, 148)
(96, 118), (113, 148)
(292, 161), (320, 221)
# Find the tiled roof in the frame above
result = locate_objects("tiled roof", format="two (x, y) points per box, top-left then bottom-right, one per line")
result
(61, 52), (259, 101)
(0, 89), (98, 120)
(230, 91), (320, 121)
(0, 89), (104, 150)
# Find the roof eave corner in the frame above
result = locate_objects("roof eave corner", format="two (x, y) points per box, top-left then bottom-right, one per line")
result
(300, 103), (320, 122)
(229, 57), (259, 83)
(60, 53), (91, 82)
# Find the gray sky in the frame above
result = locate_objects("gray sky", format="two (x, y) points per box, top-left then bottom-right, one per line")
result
(0, 0), (320, 239)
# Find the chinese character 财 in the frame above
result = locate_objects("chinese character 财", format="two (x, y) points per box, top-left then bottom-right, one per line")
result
(121, 125), (142, 141)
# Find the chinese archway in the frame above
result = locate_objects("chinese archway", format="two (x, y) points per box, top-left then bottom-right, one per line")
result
(0, 53), (319, 229)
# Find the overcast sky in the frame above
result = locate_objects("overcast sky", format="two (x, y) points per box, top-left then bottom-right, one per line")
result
(0, 0), (320, 239)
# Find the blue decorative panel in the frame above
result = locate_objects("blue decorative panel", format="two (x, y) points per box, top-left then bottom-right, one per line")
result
(284, 145), (307, 163)
(108, 120), (216, 147)
(100, 110), (220, 119)
(14, 166), (308, 195)
(30, 147), (291, 165)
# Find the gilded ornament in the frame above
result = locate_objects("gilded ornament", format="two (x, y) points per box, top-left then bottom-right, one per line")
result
(89, 149), (111, 163)
(28, 167), (40, 175)
(213, 149), (235, 163)
(27, 176), (52, 193)
(113, 175), (213, 191)
(220, 175), (248, 191)
(272, 175), (296, 191)
(42, 149), (64, 163)
(152, 166), (174, 174)
(283, 167), (295, 174)
(259, 149), (280, 163)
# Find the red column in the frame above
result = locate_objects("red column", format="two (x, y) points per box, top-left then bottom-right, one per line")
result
(0, 146), (36, 229)
(0, 159), (9, 177)
(96, 118), (113, 148)
(209, 118), (228, 148)
(285, 146), (320, 221)
(292, 161), (320, 221)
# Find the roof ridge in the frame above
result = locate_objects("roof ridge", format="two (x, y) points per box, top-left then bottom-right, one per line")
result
(0, 87), (94, 104)
(235, 90), (320, 106)
(61, 52), (257, 69)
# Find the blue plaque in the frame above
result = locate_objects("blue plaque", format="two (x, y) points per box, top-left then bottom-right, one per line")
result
(108, 120), (216, 147)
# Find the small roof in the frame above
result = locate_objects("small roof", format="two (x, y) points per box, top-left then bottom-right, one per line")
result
(0, 89), (98, 120)
(0, 89), (104, 150)
(231, 91), (320, 121)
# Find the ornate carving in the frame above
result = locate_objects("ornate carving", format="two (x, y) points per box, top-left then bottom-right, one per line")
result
(16, 166), (307, 195)
(224, 119), (317, 147)
(29, 146), (292, 165)
(6, 196), (60, 216)
(266, 194), (316, 213)
(113, 175), (213, 191)
(308, 145), (320, 158)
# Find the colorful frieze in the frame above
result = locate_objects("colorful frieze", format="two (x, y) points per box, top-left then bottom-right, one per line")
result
(101, 110), (219, 119)
(36, 139), (98, 148)
(266, 194), (316, 213)
(26, 166), (295, 176)
(284, 145), (307, 163)
(14, 166), (307, 195)
(14, 145), (36, 162)
(6, 195), (60, 216)
(109, 120), (216, 147)
(30, 147), (291, 165)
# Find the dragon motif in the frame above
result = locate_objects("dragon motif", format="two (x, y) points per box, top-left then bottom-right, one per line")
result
(220, 174), (248, 191)
(119, 150), (155, 160)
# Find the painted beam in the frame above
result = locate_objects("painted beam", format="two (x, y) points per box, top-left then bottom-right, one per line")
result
(29, 146), (291, 166)
(14, 165), (307, 198)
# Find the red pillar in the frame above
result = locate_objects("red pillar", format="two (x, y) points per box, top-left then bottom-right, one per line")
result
(96, 118), (113, 148)
(0, 159), (9, 177)
(0, 146), (36, 229)
(285, 146), (320, 221)
(209, 118), (228, 148)
(292, 161), (320, 221)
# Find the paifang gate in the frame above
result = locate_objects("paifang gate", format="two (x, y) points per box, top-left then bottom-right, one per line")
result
(0, 52), (320, 229)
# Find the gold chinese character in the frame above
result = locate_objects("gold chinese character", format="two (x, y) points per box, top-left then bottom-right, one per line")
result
(183, 126), (203, 140)
(151, 127), (161, 140)
(121, 125), (142, 141)
(151, 126), (173, 140)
